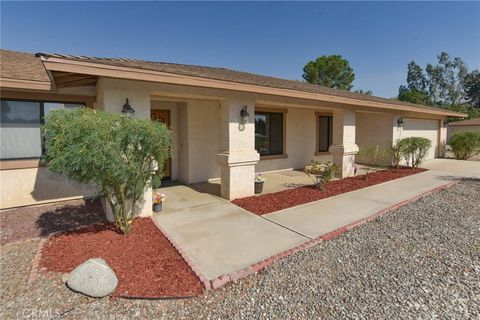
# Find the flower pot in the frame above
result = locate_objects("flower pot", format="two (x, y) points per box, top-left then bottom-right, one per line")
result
(254, 181), (264, 194)
(153, 203), (163, 213)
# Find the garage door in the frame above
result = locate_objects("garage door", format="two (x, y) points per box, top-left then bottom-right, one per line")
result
(402, 118), (439, 160)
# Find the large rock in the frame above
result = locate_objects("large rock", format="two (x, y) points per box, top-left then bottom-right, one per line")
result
(66, 258), (118, 298)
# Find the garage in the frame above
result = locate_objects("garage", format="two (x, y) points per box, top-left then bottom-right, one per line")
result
(402, 118), (439, 160)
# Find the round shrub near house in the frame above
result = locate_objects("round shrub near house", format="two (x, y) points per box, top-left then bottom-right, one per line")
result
(396, 137), (432, 168)
(42, 108), (171, 234)
(448, 131), (480, 160)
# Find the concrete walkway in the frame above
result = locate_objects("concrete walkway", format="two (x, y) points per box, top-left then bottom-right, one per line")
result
(153, 159), (479, 283)
(153, 186), (307, 280)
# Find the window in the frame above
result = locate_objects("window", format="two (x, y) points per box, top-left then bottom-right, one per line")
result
(255, 111), (284, 156)
(317, 115), (333, 152)
(0, 100), (83, 160)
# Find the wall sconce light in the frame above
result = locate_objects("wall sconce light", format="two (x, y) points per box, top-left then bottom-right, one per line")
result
(443, 120), (448, 127)
(240, 105), (249, 124)
(397, 117), (404, 128)
(121, 98), (135, 118)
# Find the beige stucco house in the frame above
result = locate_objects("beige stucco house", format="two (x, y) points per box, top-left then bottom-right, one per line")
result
(447, 118), (480, 141)
(0, 49), (465, 210)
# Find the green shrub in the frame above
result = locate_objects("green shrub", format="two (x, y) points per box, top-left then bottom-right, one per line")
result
(449, 131), (480, 160)
(304, 160), (339, 190)
(390, 142), (403, 169)
(358, 145), (389, 179)
(43, 108), (171, 234)
(396, 137), (432, 168)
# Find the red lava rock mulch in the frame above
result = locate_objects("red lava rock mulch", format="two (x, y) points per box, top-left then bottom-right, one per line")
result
(40, 218), (204, 299)
(233, 168), (428, 215)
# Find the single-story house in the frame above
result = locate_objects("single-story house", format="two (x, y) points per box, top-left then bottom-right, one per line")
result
(447, 118), (480, 141)
(0, 49), (466, 210)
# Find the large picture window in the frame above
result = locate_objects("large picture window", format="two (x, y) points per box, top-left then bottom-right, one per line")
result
(255, 111), (284, 156)
(318, 115), (333, 152)
(0, 100), (83, 160)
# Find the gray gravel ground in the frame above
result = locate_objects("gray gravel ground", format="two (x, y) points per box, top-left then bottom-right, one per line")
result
(1, 179), (479, 319)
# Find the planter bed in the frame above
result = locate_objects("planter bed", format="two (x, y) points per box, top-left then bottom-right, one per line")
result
(233, 167), (427, 215)
(40, 218), (203, 299)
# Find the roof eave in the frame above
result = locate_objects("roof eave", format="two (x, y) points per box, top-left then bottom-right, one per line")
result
(40, 56), (466, 117)
(0, 77), (52, 91)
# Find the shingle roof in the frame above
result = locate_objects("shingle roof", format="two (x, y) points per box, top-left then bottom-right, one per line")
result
(0, 49), (466, 116)
(38, 52), (458, 114)
(0, 49), (50, 82)
(448, 118), (480, 126)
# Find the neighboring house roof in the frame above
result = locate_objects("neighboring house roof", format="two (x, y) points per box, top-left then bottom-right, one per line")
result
(0, 49), (51, 90)
(448, 118), (480, 126)
(0, 49), (466, 117)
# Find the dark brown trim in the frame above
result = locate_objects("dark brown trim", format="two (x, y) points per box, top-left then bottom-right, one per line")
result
(0, 90), (95, 107)
(0, 159), (41, 170)
(316, 112), (334, 153)
(255, 106), (287, 159)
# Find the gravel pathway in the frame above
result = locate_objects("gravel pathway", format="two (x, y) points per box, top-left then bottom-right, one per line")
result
(1, 179), (479, 319)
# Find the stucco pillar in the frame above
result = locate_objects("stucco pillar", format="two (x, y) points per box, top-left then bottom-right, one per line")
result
(96, 77), (152, 219)
(216, 98), (260, 200)
(439, 118), (447, 157)
(329, 109), (359, 178)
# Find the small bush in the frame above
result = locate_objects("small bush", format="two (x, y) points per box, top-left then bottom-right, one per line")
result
(396, 137), (432, 168)
(390, 143), (403, 169)
(449, 131), (480, 160)
(43, 108), (171, 234)
(358, 145), (389, 179)
(304, 160), (339, 190)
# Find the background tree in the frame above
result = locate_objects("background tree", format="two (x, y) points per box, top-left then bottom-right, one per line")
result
(464, 70), (480, 107)
(398, 52), (479, 120)
(303, 55), (355, 90)
(398, 61), (432, 105)
(43, 108), (171, 234)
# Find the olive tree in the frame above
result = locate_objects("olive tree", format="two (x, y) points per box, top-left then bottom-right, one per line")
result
(43, 108), (171, 234)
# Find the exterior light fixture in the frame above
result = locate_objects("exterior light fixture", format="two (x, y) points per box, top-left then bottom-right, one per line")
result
(397, 117), (404, 128)
(121, 98), (135, 117)
(240, 105), (249, 124)
(443, 120), (448, 127)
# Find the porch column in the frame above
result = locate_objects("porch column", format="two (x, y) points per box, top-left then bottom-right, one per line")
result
(216, 98), (260, 200)
(96, 77), (152, 219)
(329, 108), (359, 178)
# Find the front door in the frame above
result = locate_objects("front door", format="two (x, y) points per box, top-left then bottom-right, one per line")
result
(150, 109), (171, 179)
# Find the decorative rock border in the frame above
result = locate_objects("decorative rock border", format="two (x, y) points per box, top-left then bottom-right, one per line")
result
(27, 237), (48, 287)
(151, 180), (459, 292)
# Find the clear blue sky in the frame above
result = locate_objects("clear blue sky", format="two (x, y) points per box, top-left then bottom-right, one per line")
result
(1, 1), (479, 98)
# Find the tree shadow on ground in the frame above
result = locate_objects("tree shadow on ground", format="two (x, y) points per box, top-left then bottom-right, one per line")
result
(35, 198), (106, 237)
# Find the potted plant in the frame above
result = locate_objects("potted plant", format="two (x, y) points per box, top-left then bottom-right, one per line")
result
(152, 192), (166, 213)
(254, 174), (265, 194)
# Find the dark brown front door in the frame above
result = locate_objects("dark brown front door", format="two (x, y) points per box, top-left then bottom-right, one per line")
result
(150, 109), (171, 179)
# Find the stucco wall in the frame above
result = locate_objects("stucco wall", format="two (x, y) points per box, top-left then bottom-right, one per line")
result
(355, 112), (394, 165)
(0, 167), (96, 209)
(447, 125), (480, 141)
(186, 100), (221, 183)
(255, 107), (331, 173)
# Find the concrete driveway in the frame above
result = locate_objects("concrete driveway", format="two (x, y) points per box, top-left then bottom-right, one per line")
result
(421, 159), (480, 178)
